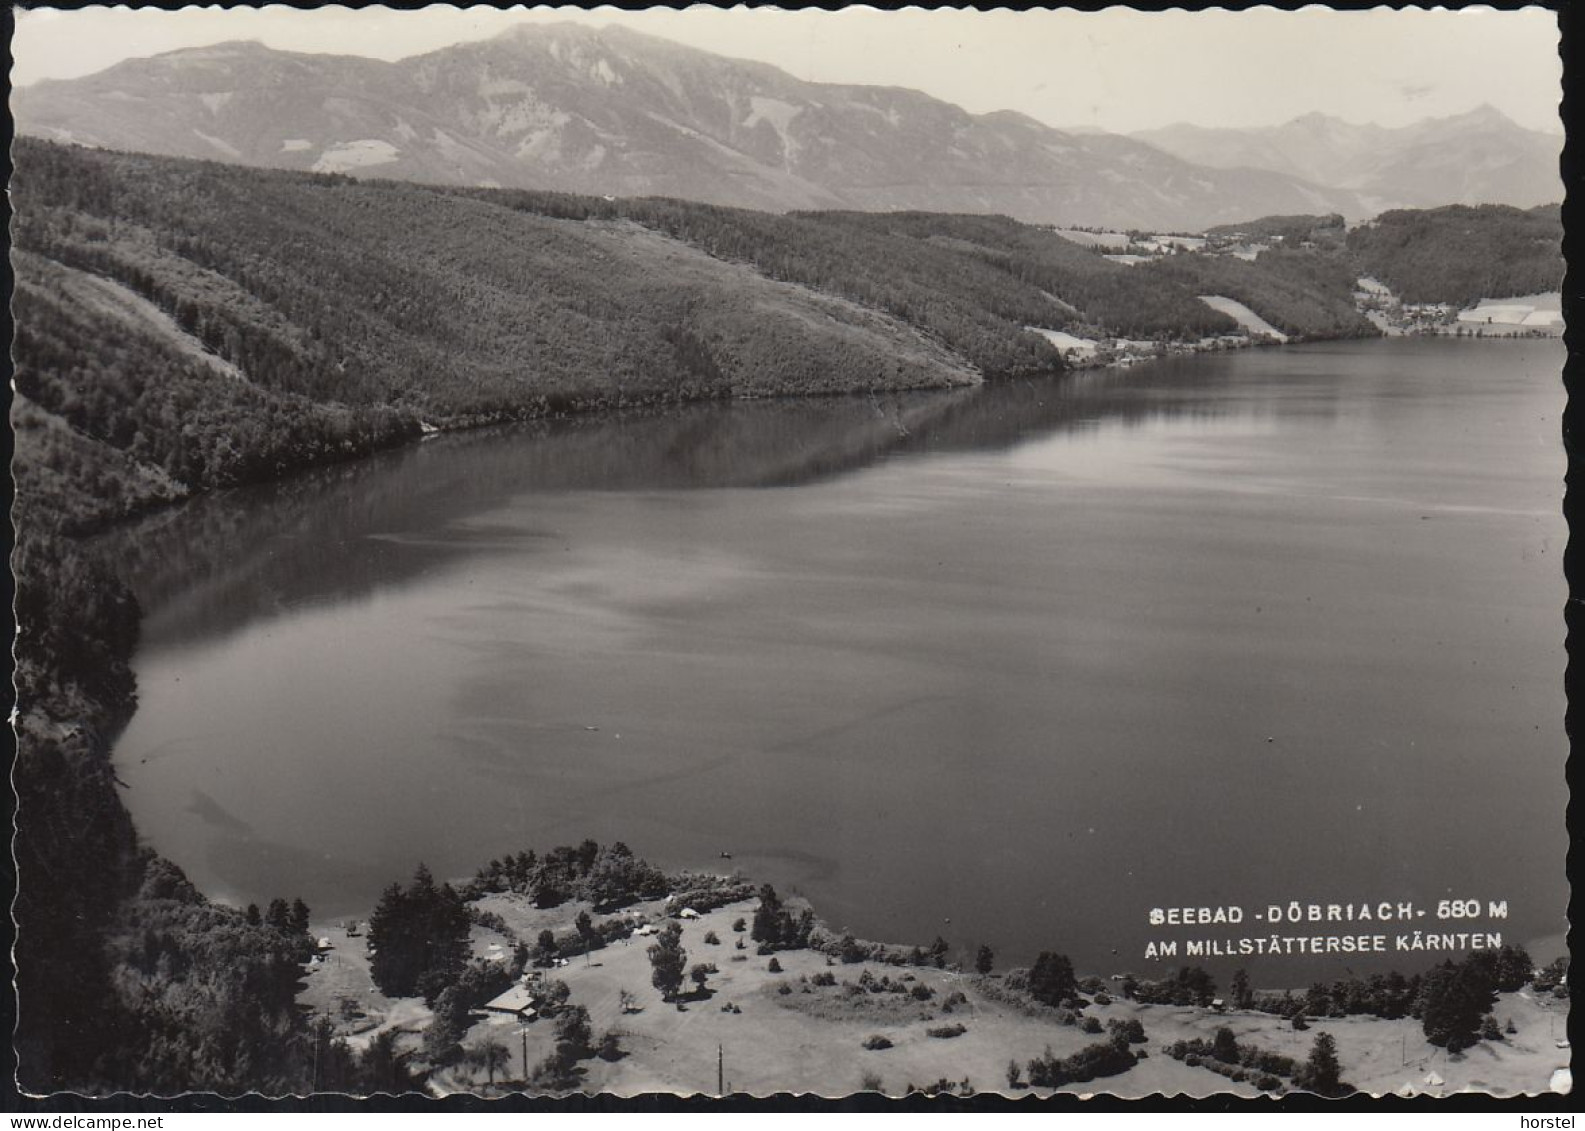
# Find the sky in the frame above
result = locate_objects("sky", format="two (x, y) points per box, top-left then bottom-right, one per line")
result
(9, 4), (1564, 135)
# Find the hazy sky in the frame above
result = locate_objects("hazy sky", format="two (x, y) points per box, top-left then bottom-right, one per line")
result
(11, 4), (1563, 134)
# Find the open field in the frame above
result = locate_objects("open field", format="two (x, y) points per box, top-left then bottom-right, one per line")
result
(303, 895), (1570, 1098)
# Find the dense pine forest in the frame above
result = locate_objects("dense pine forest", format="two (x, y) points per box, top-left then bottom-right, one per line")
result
(7, 137), (1563, 1095)
(1347, 203), (1563, 305)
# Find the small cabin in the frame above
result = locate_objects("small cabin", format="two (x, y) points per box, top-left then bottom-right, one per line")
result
(482, 984), (538, 1021)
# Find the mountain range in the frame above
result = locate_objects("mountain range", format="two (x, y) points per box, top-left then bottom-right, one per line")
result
(11, 23), (1561, 231)
(1132, 106), (1561, 215)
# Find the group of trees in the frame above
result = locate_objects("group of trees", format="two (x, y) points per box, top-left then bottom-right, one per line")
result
(468, 840), (670, 911)
(1022, 1034), (1141, 1089)
(1347, 203), (1563, 306)
(1167, 1027), (1348, 1096)
(1163, 946), (1538, 1056)
(1415, 946), (1533, 1053)
(749, 884), (816, 952)
(12, 445), (332, 1092)
(308, 1021), (418, 1094)
(366, 864), (472, 999)
(1025, 952), (1080, 1007)
(1130, 965), (1218, 1008)
(1141, 247), (1376, 340)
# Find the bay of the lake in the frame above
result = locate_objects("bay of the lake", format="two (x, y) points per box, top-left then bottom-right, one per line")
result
(111, 338), (1566, 980)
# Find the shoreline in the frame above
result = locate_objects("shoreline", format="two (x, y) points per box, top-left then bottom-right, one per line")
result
(294, 857), (1571, 1099)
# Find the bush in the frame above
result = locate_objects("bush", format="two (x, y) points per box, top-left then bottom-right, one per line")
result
(862, 1034), (894, 1050)
(703, 931), (720, 945)
(768, 957), (783, 974)
(1081, 1017), (1103, 1034)
(1106, 1018), (1147, 1044)
(1025, 1039), (1138, 1088)
(776, 982), (793, 996)
(909, 983), (934, 1001)
(926, 1023), (967, 1039)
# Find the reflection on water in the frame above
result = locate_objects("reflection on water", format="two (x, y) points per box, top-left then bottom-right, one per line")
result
(110, 339), (1566, 980)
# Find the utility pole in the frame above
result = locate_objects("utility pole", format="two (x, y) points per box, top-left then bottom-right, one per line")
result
(522, 1026), (530, 1087)
(718, 1043), (724, 1097)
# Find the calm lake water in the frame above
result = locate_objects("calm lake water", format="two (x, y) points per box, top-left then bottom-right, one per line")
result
(111, 338), (1567, 980)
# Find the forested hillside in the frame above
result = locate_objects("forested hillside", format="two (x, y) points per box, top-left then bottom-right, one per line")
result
(1138, 248), (1374, 339)
(16, 136), (1385, 535)
(1346, 203), (1563, 305)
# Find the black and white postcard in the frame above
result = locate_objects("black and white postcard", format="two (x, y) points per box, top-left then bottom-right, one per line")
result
(8, 3), (1570, 1102)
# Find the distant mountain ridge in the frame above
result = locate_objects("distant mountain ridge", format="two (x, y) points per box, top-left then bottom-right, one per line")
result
(14, 23), (1364, 231)
(13, 25), (1558, 229)
(1132, 106), (1561, 213)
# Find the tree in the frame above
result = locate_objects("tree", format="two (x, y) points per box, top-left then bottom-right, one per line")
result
(553, 1004), (593, 1063)
(1028, 951), (1077, 1007)
(1418, 958), (1497, 1053)
(422, 985), (470, 1065)
(539, 978), (571, 1016)
(751, 884), (785, 948)
(1299, 1032), (1345, 1097)
(367, 866), (471, 998)
(1212, 1026), (1239, 1064)
(975, 945), (994, 976)
(575, 910), (595, 958)
(289, 898), (311, 936)
(647, 923), (687, 1001)
(1534, 956), (1570, 991)
(534, 928), (559, 968)
(266, 898), (291, 932)
(1231, 968), (1253, 1010)
(1175, 966), (1217, 1008)
(690, 963), (711, 996)
(468, 1039), (511, 1091)
(245, 904), (262, 927)
(1492, 945), (1534, 992)
(359, 1029), (414, 1094)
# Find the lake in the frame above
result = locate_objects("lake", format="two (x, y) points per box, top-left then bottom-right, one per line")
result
(110, 338), (1567, 981)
